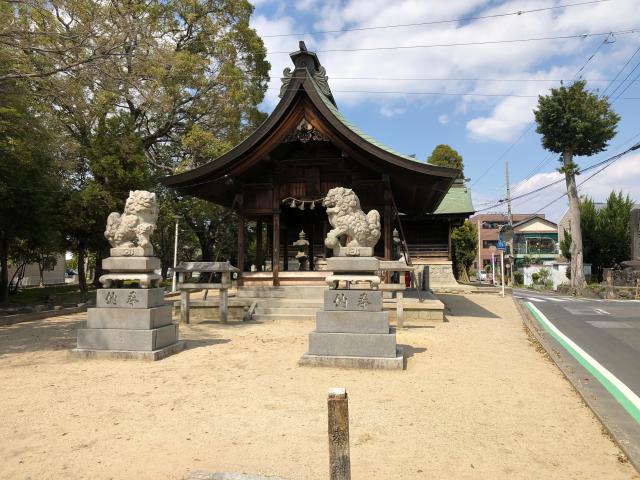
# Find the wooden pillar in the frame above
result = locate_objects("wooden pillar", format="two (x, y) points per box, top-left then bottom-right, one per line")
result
(384, 190), (393, 284)
(179, 273), (189, 324)
(283, 228), (289, 272)
(237, 210), (245, 287)
(219, 271), (230, 324)
(328, 388), (351, 480)
(322, 221), (328, 260)
(256, 219), (263, 271)
(273, 211), (280, 286)
(447, 223), (453, 261)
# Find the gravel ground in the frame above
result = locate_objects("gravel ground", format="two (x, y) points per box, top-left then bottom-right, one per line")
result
(0, 293), (638, 480)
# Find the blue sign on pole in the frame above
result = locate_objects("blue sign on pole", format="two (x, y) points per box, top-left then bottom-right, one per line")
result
(496, 240), (507, 251)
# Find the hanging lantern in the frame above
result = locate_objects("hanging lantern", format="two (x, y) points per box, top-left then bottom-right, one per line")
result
(290, 199), (297, 208)
(299, 201), (305, 210)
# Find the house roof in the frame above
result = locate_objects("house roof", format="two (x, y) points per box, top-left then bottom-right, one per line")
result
(433, 180), (475, 215)
(160, 43), (459, 215)
(508, 214), (558, 231)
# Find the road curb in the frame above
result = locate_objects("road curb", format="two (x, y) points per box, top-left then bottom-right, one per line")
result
(513, 297), (640, 473)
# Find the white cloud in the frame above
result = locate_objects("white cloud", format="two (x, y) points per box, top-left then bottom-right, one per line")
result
(379, 105), (406, 117)
(252, 0), (640, 136)
(505, 155), (640, 222)
(438, 114), (450, 124)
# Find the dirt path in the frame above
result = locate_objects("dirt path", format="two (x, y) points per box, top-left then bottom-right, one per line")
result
(0, 294), (637, 479)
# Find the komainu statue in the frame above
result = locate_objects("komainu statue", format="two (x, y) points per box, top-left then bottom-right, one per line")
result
(104, 190), (158, 250)
(323, 187), (381, 250)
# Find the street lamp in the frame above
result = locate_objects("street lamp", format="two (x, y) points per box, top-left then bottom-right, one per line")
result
(172, 215), (183, 292)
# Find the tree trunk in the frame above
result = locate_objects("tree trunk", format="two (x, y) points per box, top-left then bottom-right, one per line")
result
(77, 240), (88, 302)
(563, 150), (586, 294)
(0, 232), (8, 302)
(92, 246), (107, 289)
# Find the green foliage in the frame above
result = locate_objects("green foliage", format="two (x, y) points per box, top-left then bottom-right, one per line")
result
(514, 271), (524, 285)
(451, 220), (477, 282)
(538, 268), (551, 287)
(534, 80), (620, 158)
(427, 144), (464, 176)
(562, 193), (635, 280)
(0, 74), (63, 300)
(531, 272), (540, 284)
(522, 255), (535, 266)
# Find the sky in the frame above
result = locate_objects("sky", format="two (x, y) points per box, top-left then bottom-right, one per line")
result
(248, 0), (640, 222)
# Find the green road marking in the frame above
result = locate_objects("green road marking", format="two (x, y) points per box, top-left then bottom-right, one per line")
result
(525, 301), (640, 424)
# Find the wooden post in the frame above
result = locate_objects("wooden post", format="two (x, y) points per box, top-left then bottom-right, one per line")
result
(396, 291), (404, 329)
(447, 223), (453, 261)
(273, 211), (280, 286)
(237, 210), (245, 287)
(328, 388), (351, 480)
(219, 271), (229, 324)
(178, 272), (190, 324)
(256, 219), (263, 271)
(384, 198), (393, 284)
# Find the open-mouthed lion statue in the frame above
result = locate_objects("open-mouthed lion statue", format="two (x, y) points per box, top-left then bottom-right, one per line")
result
(104, 190), (158, 250)
(323, 187), (381, 251)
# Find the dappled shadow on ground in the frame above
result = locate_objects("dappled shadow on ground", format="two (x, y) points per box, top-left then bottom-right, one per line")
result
(0, 317), (80, 356)
(183, 338), (231, 351)
(438, 294), (500, 319)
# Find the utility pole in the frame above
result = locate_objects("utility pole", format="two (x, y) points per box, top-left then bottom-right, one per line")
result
(506, 161), (514, 287)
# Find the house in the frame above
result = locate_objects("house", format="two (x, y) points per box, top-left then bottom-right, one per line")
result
(469, 213), (542, 270)
(501, 215), (559, 269)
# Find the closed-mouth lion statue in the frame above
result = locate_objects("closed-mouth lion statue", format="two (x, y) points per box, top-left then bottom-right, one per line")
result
(322, 187), (381, 251)
(104, 190), (158, 250)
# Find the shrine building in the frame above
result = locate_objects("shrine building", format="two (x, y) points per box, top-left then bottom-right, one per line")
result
(162, 42), (474, 287)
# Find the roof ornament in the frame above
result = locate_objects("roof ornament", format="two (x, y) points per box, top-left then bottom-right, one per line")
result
(284, 118), (329, 143)
(278, 41), (335, 104)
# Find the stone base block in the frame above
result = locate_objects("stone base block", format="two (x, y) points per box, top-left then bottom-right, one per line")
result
(87, 305), (172, 329)
(110, 246), (153, 257)
(97, 287), (165, 309)
(326, 256), (379, 272)
(102, 256), (160, 272)
(316, 310), (389, 333)
(299, 347), (404, 370)
(308, 328), (398, 358)
(334, 246), (374, 257)
(326, 275), (380, 289)
(324, 289), (382, 311)
(77, 323), (178, 351)
(70, 341), (186, 361)
(99, 272), (162, 289)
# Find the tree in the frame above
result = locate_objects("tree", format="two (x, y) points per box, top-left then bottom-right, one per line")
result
(0, 74), (62, 301)
(451, 220), (477, 282)
(534, 80), (619, 294)
(427, 144), (464, 177)
(562, 193), (635, 281)
(7, 0), (269, 285)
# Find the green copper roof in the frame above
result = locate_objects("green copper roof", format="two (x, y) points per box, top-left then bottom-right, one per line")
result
(433, 181), (475, 215)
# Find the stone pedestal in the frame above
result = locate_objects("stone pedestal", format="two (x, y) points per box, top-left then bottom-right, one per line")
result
(299, 282), (404, 370)
(71, 257), (185, 361)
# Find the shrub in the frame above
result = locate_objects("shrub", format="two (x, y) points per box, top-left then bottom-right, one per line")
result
(514, 271), (524, 285)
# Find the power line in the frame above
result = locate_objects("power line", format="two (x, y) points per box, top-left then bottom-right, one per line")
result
(474, 141), (640, 213)
(266, 29), (639, 55)
(262, 0), (612, 38)
(600, 45), (640, 97)
(607, 56), (640, 99)
(310, 76), (633, 83)
(271, 85), (640, 99)
(610, 62), (640, 103)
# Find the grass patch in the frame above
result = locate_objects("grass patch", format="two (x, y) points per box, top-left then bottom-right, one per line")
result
(1, 284), (96, 308)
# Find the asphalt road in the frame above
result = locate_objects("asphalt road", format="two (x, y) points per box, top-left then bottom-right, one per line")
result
(514, 288), (640, 397)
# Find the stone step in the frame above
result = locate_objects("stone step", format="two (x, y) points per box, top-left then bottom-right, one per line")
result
(237, 286), (326, 299)
(252, 313), (315, 322)
(255, 307), (319, 315)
